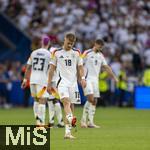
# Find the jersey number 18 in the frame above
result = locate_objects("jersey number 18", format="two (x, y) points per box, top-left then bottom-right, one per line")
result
(65, 59), (72, 66)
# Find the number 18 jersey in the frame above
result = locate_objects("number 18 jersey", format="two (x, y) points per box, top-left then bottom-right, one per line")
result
(50, 48), (83, 87)
(27, 48), (50, 86)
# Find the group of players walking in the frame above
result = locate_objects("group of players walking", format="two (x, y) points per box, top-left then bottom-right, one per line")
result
(22, 32), (118, 139)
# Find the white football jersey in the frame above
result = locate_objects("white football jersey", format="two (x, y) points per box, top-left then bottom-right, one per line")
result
(83, 49), (107, 80)
(27, 48), (50, 86)
(50, 47), (83, 87)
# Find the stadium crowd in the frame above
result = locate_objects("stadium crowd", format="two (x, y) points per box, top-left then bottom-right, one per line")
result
(0, 0), (150, 107)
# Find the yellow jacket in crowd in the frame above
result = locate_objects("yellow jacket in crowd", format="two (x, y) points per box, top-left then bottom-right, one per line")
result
(117, 70), (127, 90)
(143, 69), (150, 86)
(99, 71), (109, 92)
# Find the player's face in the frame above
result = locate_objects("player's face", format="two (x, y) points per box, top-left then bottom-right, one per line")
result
(94, 43), (103, 52)
(64, 38), (75, 50)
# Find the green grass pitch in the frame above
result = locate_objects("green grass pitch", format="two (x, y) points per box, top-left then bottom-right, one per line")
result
(0, 107), (150, 150)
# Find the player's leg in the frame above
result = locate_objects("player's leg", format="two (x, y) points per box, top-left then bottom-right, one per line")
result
(69, 86), (81, 128)
(81, 100), (91, 128)
(62, 98), (76, 139)
(70, 103), (74, 113)
(30, 84), (40, 124)
(54, 100), (64, 127)
(58, 86), (76, 139)
(36, 85), (48, 126)
(33, 100), (39, 118)
(81, 81), (93, 127)
(47, 99), (55, 127)
(37, 98), (46, 126)
(87, 81), (100, 128)
(87, 96), (100, 128)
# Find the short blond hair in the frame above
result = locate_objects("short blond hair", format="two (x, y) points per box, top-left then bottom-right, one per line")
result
(65, 33), (76, 42)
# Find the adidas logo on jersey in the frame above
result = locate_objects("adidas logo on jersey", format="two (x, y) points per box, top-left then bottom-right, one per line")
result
(59, 55), (64, 58)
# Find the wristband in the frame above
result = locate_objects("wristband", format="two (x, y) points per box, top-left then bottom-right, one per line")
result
(81, 76), (85, 80)
(23, 78), (27, 82)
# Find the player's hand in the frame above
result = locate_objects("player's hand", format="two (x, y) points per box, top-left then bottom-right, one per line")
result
(21, 79), (27, 89)
(81, 79), (86, 88)
(47, 84), (52, 94)
(114, 77), (119, 83)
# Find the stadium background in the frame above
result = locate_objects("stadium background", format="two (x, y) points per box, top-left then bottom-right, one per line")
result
(0, 0), (150, 150)
(0, 0), (150, 108)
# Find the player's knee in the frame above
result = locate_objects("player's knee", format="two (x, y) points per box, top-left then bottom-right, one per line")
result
(87, 94), (94, 104)
(62, 98), (70, 107)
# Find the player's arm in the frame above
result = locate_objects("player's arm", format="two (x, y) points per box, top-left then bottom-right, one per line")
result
(21, 64), (31, 89)
(47, 64), (56, 87)
(47, 49), (57, 93)
(47, 64), (56, 94)
(21, 55), (32, 89)
(77, 50), (87, 88)
(77, 65), (86, 88)
(47, 49), (57, 94)
(102, 65), (118, 83)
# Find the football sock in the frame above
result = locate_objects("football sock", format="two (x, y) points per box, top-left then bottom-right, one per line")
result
(38, 104), (46, 125)
(81, 101), (90, 123)
(65, 124), (71, 134)
(55, 102), (64, 125)
(88, 103), (96, 125)
(33, 101), (39, 118)
(66, 113), (73, 124)
(47, 101), (55, 124)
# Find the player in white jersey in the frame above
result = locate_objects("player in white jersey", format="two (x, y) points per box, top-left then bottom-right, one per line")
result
(47, 33), (86, 139)
(22, 36), (51, 126)
(47, 47), (64, 128)
(81, 39), (118, 128)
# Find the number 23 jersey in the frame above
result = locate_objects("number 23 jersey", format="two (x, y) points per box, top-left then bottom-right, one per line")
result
(27, 48), (50, 86)
(50, 48), (83, 87)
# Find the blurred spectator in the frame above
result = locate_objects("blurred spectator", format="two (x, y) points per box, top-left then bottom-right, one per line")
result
(143, 66), (150, 86)
(0, 0), (150, 107)
(127, 75), (138, 106)
(21, 65), (31, 107)
(0, 63), (10, 108)
(98, 71), (110, 107)
(116, 64), (128, 107)
(144, 39), (150, 67)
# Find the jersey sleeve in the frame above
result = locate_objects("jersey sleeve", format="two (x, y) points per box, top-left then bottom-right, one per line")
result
(81, 50), (89, 64)
(101, 54), (107, 66)
(77, 56), (83, 66)
(77, 50), (83, 66)
(50, 50), (57, 66)
(81, 50), (88, 59)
